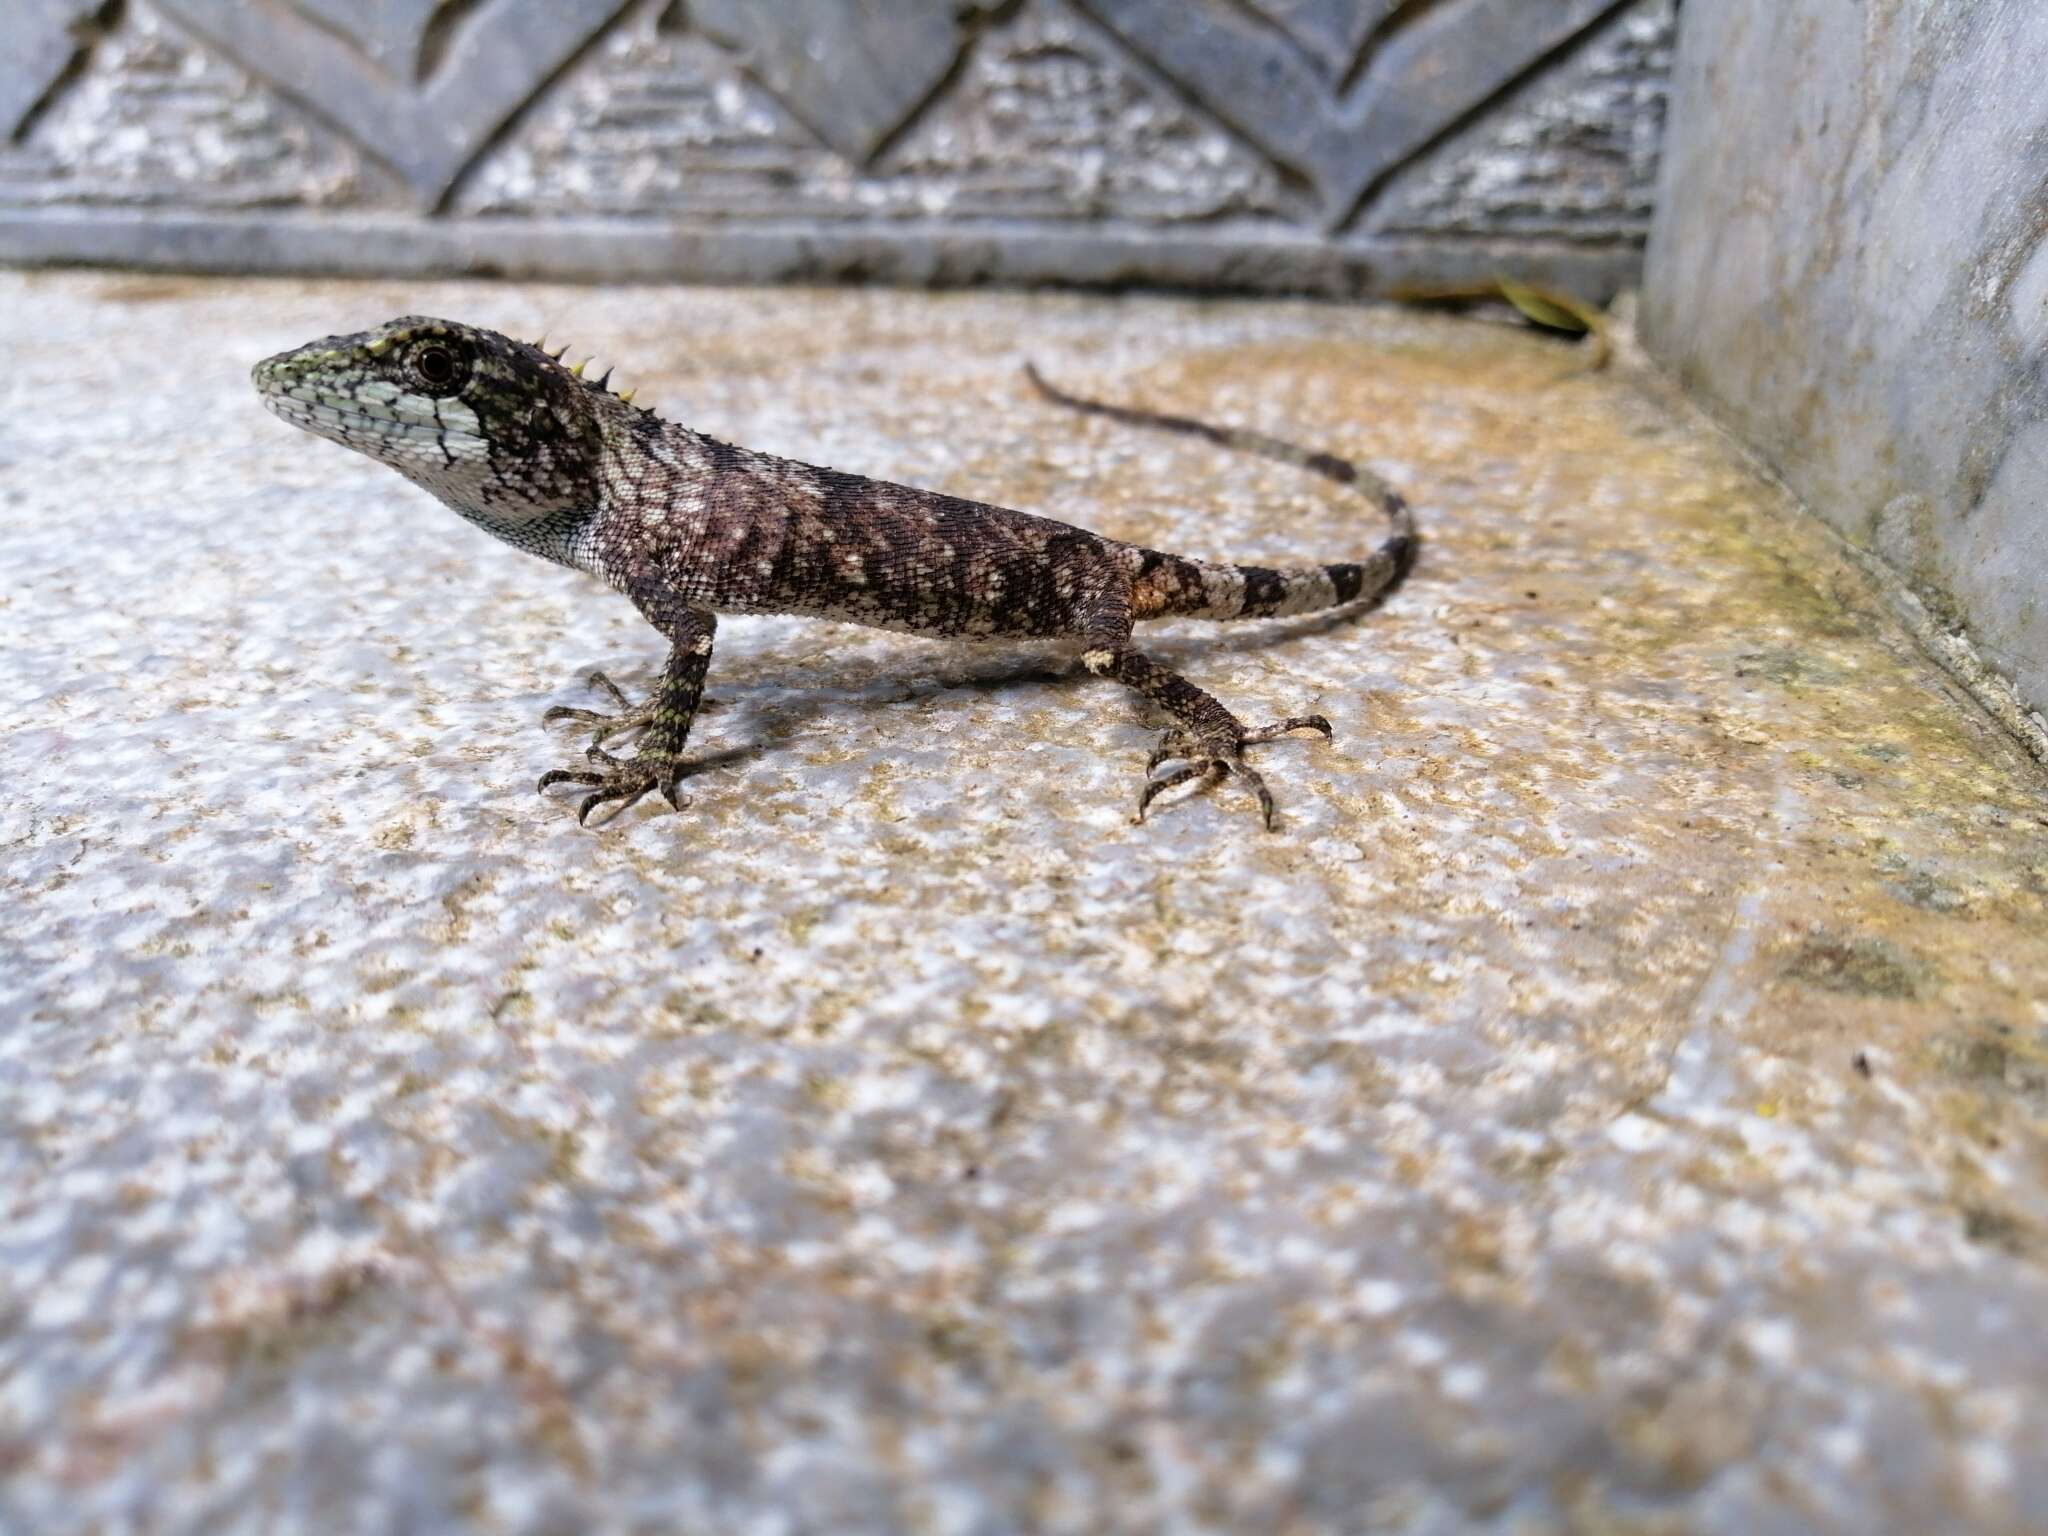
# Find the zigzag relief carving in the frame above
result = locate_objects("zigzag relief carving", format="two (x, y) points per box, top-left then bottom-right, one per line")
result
(457, 20), (824, 217)
(276, 0), (478, 84)
(462, 0), (1287, 225)
(153, 0), (631, 206)
(1368, 0), (1674, 240)
(2, 0), (109, 140)
(881, 1), (1289, 222)
(0, 0), (1673, 279)
(0, 1), (371, 208)
(686, 0), (1005, 167)
(1072, 0), (1634, 227)
(1243, 0), (1403, 83)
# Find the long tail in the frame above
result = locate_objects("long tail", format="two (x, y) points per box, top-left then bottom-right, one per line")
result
(1024, 363), (1416, 622)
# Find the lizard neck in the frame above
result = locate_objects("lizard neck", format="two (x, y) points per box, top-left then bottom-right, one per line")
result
(453, 503), (605, 576)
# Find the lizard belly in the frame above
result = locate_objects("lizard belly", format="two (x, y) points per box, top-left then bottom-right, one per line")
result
(714, 571), (1077, 640)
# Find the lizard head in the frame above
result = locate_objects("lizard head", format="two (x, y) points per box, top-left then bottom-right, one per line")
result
(252, 316), (622, 522)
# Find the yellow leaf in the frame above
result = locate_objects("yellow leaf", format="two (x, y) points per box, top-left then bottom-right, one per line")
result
(1497, 277), (1593, 334)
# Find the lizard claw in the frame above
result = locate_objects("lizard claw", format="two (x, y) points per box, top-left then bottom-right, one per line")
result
(1137, 759), (1232, 823)
(537, 754), (687, 825)
(584, 669), (632, 711)
(1136, 715), (1333, 830)
(542, 670), (654, 751)
(538, 670), (697, 826)
(1242, 713), (1333, 746)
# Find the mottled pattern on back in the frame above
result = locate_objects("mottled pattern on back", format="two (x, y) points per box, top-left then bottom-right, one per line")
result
(254, 316), (1417, 829)
(599, 424), (1121, 637)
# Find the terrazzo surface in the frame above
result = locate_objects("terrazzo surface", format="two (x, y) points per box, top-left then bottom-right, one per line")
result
(3, 271), (2047, 1534)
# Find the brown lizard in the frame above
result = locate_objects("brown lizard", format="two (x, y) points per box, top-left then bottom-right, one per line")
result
(253, 318), (1415, 828)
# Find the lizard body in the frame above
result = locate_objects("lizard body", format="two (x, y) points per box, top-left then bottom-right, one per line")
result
(253, 318), (1415, 828)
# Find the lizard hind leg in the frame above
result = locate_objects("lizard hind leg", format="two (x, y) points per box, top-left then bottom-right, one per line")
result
(1083, 624), (1332, 831)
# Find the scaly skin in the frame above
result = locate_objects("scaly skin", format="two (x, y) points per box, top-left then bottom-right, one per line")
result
(253, 318), (1416, 828)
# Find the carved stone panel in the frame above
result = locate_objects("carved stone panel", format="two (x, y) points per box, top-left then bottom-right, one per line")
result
(459, 2), (1289, 225)
(153, 0), (632, 205)
(0, 0), (1678, 294)
(2, 0), (108, 139)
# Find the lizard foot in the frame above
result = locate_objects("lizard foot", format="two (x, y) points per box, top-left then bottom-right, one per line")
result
(541, 670), (653, 752)
(1138, 714), (1332, 831)
(539, 675), (686, 824)
(537, 749), (687, 826)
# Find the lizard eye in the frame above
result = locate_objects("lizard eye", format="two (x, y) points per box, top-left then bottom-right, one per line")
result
(405, 340), (468, 394)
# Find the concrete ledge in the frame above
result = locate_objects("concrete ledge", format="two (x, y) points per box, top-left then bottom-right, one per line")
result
(0, 209), (1645, 298)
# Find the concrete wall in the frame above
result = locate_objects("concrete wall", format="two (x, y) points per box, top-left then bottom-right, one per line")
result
(1643, 0), (2048, 725)
(0, 0), (1674, 295)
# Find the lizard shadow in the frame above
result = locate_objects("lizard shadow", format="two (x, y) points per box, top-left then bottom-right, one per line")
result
(663, 656), (1080, 776)
(571, 586), (1408, 777)
(543, 651), (1079, 783)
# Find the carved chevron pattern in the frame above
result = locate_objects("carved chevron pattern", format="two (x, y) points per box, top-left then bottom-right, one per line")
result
(1245, 0), (1402, 82)
(2, 0), (107, 139)
(1, 0), (1651, 231)
(686, 0), (1005, 166)
(152, 0), (631, 206)
(276, 0), (476, 83)
(1075, 0), (1633, 224)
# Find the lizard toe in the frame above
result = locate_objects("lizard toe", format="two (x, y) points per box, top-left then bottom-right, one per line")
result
(576, 781), (654, 826)
(537, 767), (605, 794)
(1241, 713), (1333, 746)
(541, 749), (690, 827)
(1133, 714), (1325, 830)
(1136, 758), (1230, 822)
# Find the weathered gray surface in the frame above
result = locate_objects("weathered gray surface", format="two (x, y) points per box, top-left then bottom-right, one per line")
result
(1642, 0), (2048, 733)
(0, 0), (1673, 293)
(5, 271), (2048, 1534)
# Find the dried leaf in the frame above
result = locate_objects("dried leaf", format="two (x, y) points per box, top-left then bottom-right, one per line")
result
(1497, 277), (1592, 334)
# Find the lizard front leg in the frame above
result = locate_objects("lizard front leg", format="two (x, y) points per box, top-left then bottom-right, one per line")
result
(540, 668), (654, 754)
(538, 606), (715, 825)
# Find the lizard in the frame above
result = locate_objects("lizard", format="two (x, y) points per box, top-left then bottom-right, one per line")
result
(252, 317), (1416, 830)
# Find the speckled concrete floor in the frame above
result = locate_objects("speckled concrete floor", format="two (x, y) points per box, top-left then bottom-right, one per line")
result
(3, 270), (2047, 1535)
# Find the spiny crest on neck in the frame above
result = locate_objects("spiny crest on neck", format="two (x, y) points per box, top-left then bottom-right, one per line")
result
(522, 332), (643, 409)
